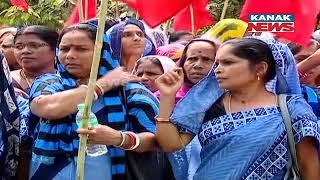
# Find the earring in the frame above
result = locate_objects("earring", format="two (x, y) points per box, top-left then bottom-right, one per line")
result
(257, 74), (261, 81)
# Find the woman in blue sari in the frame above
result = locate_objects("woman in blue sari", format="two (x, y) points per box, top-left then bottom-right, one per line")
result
(155, 37), (320, 179)
(28, 19), (159, 180)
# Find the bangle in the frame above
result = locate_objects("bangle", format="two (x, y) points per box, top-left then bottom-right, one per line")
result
(79, 84), (98, 100)
(125, 132), (136, 150)
(95, 82), (104, 97)
(115, 131), (126, 147)
(123, 131), (140, 150)
(155, 116), (171, 123)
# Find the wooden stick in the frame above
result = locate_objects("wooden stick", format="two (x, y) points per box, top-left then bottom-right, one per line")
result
(78, 0), (84, 22)
(76, 0), (109, 179)
(85, 0), (88, 20)
(115, 0), (119, 19)
(220, 0), (229, 21)
(189, 4), (195, 34)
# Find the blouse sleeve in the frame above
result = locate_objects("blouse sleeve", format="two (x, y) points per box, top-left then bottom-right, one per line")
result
(287, 95), (320, 144)
(29, 73), (64, 102)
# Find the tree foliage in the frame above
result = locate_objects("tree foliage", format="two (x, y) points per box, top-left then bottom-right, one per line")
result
(0, 0), (73, 29)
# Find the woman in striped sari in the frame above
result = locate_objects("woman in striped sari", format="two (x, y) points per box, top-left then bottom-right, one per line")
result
(28, 19), (159, 180)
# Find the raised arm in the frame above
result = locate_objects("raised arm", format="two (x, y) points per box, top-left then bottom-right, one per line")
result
(31, 67), (141, 120)
(154, 68), (192, 152)
(297, 48), (320, 75)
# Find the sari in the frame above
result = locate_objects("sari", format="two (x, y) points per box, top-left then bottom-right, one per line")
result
(28, 19), (159, 180)
(168, 38), (219, 180)
(0, 55), (20, 179)
(169, 36), (320, 180)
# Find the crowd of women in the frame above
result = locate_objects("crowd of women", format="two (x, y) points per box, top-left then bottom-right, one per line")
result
(1, 17), (320, 180)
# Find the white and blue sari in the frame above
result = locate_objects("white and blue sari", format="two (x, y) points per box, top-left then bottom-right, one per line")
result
(0, 55), (20, 178)
(168, 36), (320, 180)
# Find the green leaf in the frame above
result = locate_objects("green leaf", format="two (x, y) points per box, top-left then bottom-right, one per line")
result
(21, 13), (31, 21)
(52, 0), (65, 6)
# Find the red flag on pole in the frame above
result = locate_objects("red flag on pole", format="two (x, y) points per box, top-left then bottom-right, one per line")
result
(173, 0), (214, 33)
(240, 0), (320, 46)
(122, 0), (193, 28)
(67, 0), (97, 26)
(10, 0), (29, 11)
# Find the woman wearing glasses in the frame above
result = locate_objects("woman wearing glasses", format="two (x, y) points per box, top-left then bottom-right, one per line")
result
(11, 25), (58, 97)
(10, 25), (58, 180)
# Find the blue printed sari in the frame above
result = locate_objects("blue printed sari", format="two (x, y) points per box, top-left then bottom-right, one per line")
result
(168, 36), (320, 180)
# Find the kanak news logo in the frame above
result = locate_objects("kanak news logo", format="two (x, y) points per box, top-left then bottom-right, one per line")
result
(248, 14), (294, 32)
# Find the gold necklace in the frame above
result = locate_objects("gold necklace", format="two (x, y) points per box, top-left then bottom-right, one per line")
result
(20, 70), (32, 88)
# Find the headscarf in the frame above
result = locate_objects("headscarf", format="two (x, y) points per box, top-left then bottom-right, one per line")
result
(30, 19), (158, 179)
(178, 38), (218, 82)
(0, 27), (16, 41)
(201, 19), (248, 43)
(0, 54), (20, 178)
(167, 35), (302, 180)
(133, 55), (177, 74)
(108, 18), (156, 61)
(156, 43), (185, 61)
(257, 33), (301, 95)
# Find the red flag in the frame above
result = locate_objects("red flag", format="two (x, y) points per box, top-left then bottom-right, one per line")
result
(122, 0), (193, 28)
(240, 0), (320, 46)
(66, 0), (97, 26)
(10, 0), (29, 11)
(174, 0), (214, 33)
(121, 0), (137, 9)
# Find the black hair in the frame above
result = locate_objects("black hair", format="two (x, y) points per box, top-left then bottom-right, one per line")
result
(14, 25), (58, 50)
(58, 18), (119, 45)
(169, 31), (193, 44)
(222, 38), (276, 83)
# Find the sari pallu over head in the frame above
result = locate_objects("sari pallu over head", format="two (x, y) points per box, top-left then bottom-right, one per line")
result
(29, 19), (159, 180)
(108, 18), (156, 61)
(0, 54), (20, 179)
(167, 38), (218, 180)
(168, 36), (318, 180)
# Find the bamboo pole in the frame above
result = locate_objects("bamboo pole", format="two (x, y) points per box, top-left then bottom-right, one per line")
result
(115, 0), (119, 19)
(85, 0), (88, 20)
(220, 0), (229, 21)
(78, 0), (84, 22)
(189, 4), (195, 34)
(76, 0), (109, 179)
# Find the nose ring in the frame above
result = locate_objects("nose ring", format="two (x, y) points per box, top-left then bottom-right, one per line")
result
(215, 69), (222, 73)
